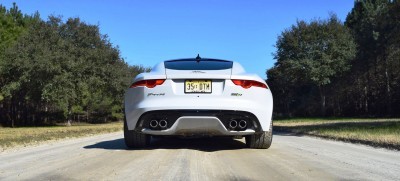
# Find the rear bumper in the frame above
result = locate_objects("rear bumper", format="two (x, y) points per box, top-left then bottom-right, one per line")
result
(141, 116), (255, 136)
(133, 110), (262, 136)
(125, 101), (272, 133)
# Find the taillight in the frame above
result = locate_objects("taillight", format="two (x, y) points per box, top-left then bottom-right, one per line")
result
(231, 79), (268, 89)
(130, 79), (165, 88)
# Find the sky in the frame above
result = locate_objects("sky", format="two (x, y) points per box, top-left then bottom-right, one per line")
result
(2, 0), (355, 78)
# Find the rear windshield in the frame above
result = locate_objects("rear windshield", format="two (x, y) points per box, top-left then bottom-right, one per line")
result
(164, 60), (233, 70)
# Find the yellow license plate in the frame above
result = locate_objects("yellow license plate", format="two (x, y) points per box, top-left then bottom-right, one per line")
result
(185, 80), (212, 93)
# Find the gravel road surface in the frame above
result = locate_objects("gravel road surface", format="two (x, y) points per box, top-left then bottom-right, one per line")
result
(0, 132), (399, 180)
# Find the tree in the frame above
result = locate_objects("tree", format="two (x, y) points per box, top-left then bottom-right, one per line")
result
(0, 3), (150, 127)
(0, 3), (40, 126)
(345, 0), (399, 116)
(268, 14), (356, 116)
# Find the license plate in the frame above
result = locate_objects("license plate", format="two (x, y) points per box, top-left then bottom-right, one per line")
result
(185, 80), (212, 93)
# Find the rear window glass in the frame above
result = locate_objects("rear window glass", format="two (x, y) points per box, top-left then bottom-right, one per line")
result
(164, 60), (233, 70)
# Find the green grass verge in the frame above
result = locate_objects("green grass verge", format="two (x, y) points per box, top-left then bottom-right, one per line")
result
(0, 122), (122, 150)
(274, 118), (400, 150)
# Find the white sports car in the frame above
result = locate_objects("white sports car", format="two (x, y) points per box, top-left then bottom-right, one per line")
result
(124, 56), (273, 149)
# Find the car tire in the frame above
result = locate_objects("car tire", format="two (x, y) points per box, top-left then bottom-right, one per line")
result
(245, 121), (273, 149)
(124, 119), (150, 148)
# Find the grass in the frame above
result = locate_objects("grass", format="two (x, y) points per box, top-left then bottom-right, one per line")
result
(0, 122), (122, 151)
(274, 118), (400, 150)
(2, 119), (399, 151)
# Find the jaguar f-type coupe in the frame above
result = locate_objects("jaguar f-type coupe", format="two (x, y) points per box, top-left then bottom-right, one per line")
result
(124, 56), (273, 149)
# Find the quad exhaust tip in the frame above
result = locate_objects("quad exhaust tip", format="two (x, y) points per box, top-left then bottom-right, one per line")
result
(238, 120), (247, 129)
(159, 119), (168, 129)
(229, 120), (238, 129)
(149, 120), (158, 128)
(229, 119), (247, 130)
(149, 119), (168, 130)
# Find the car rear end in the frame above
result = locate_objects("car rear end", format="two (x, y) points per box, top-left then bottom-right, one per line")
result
(124, 58), (273, 149)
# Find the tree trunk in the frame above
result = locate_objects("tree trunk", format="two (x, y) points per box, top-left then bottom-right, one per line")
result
(86, 108), (90, 122)
(319, 86), (326, 116)
(384, 55), (391, 115)
(11, 98), (16, 127)
(66, 107), (72, 127)
(44, 105), (48, 124)
(364, 86), (368, 114)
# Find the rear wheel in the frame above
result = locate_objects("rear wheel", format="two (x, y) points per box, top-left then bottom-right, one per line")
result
(124, 119), (150, 148)
(245, 121), (273, 149)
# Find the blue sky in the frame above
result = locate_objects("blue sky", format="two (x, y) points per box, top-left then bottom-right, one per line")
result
(2, 1), (354, 78)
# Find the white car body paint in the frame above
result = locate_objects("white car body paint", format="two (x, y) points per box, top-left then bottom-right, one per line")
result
(124, 59), (273, 136)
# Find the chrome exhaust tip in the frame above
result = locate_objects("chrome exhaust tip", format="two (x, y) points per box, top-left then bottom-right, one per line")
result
(229, 120), (238, 129)
(149, 120), (159, 129)
(238, 120), (247, 129)
(159, 119), (168, 129)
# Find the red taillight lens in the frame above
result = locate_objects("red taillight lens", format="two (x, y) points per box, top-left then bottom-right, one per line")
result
(130, 79), (165, 88)
(232, 79), (268, 89)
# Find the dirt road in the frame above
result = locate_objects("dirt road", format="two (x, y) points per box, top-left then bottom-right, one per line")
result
(0, 132), (399, 180)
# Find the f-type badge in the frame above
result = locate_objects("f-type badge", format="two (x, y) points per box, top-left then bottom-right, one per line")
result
(231, 93), (242, 96)
(147, 93), (165, 97)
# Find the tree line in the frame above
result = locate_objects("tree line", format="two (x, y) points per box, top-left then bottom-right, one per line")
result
(0, 3), (149, 127)
(1, 1), (398, 127)
(267, 0), (400, 117)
